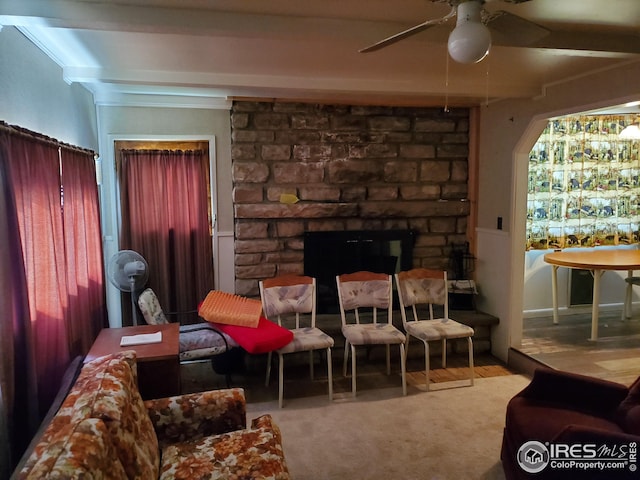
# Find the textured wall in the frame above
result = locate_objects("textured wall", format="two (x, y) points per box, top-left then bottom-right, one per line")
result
(0, 26), (97, 150)
(231, 101), (470, 295)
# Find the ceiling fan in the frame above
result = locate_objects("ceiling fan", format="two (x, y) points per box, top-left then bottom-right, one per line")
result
(359, 0), (543, 64)
(360, 0), (640, 63)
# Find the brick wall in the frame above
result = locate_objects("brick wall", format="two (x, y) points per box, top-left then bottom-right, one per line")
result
(231, 101), (471, 296)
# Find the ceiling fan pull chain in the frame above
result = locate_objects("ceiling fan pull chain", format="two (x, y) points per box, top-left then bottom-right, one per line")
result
(444, 51), (450, 113)
(485, 60), (490, 108)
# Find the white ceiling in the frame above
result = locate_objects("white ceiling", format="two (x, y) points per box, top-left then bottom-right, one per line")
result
(2, 0), (640, 109)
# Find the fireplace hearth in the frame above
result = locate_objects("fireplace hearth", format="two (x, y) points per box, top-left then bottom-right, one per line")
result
(304, 229), (415, 313)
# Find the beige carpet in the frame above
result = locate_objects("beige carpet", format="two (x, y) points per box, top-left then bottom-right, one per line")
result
(246, 374), (530, 480)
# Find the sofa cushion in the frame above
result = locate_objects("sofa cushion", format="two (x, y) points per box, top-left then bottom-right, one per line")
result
(71, 351), (160, 480)
(159, 414), (290, 480)
(617, 375), (640, 434)
(146, 388), (247, 449)
(23, 418), (128, 480)
(18, 352), (139, 476)
(506, 397), (624, 445)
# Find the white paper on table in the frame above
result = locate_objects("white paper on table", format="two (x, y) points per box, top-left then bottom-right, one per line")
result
(119, 331), (162, 346)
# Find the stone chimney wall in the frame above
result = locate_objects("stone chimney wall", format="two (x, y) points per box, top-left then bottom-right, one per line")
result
(231, 101), (470, 296)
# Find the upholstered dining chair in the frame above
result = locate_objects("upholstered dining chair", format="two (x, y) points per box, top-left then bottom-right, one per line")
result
(137, 288), (239, 386)
(395, 268), (474, 391)
(259, 274), (333, 408)
(336, 271), (407, 397)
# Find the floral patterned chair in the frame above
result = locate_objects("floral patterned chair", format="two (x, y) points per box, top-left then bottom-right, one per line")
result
(137, 288), (240, 384)
(336, 271), (407, 397)
(260, 274), (334, 408)
(395, 268), (474, 391)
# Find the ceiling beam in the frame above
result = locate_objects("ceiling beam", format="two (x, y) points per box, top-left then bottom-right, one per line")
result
(0, 0), (405, 43)
(61, 64), (541, 100)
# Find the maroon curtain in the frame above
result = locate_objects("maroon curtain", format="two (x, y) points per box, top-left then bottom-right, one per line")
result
(60, 148), (107, 356)
(0, 136), (39, 474)
(119, 149), (213, 322)
(8, 134), (71, 415)
(0, 125), (105, 471)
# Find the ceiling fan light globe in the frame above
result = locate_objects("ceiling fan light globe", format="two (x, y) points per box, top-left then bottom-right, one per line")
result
(448, 22), (492, 64)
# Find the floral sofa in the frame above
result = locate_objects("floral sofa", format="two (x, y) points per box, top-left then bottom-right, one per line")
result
(15, 350), (290, 479)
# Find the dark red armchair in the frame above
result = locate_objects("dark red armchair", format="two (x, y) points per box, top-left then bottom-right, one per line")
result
(501, 367), (640, 480)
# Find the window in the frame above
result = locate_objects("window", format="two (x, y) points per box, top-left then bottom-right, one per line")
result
(527, 115), (640, 249)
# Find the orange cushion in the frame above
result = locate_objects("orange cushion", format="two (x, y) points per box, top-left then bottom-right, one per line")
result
(209, 317), (293, 354)
(198, 290), (262, 328)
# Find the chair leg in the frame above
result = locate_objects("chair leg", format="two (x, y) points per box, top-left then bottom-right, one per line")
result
(424, 340), (431, 391)
(400, 343), (407, 396)
(467, 337), (475, 386)
(326, 347), (333, 402)
(386, 344), (391, 375)
(351, 344), (357, 397)
(441, 338), (447, 368)
(405, 335), (411, 362)
(309, 350), (315, 380)
(343, 341), (350, 377)
(278, 353), (285, 409)
(265, 351), (273, 387)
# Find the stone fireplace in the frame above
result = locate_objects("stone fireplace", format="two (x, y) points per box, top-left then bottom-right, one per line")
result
(231, 101), (471, 299)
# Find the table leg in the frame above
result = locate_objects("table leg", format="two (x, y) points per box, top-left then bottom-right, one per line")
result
(590, 269), (604, 341)
(623, 269), (633, 320)
(551, 265), (559, 325)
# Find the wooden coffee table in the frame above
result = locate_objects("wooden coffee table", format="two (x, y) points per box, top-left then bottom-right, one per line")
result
(85, 323), (180, 399)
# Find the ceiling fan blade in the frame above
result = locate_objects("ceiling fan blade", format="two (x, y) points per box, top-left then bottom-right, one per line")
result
(529, 30), (640, 55)
(488, 10), (640, 54)
(485, 10), (550, 47)
(359, 6), (456, 53)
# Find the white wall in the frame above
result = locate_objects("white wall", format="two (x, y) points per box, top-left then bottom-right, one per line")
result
(96, 105), (235, 327)
(1, 25), (237, 328)
(0, 27), (97, 150)
(477, 60), (640, 362)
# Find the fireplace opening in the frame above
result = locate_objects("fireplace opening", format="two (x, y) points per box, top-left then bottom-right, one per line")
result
(304, 230), (416, 313)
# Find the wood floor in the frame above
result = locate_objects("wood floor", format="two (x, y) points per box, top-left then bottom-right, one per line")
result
(518, 309), (640, 386)
(406, 352), (514, 387)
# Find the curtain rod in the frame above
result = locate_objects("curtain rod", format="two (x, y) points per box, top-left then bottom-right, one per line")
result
(0, 121), (97, 157)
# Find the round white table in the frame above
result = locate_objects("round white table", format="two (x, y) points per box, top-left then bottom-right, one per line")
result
(543, 249), (640, 340)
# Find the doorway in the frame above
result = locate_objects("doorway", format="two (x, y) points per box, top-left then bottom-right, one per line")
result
(113, 140), (215, 325)
(516, 113), (640, 385)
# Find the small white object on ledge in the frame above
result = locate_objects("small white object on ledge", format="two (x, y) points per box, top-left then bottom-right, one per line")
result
(448, 279), (478, 294)
(120, 331), (162, 347)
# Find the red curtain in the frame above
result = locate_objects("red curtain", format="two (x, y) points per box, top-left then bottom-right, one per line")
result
(0, 125), (106, 471)
(118, 149), (213, 322)
(8, 135), (71, 414)
(0, 136), (38, 476)
(60, 148), (107, 357)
